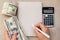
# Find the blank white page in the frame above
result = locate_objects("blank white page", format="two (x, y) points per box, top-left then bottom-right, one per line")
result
(18, 2), (42, 36)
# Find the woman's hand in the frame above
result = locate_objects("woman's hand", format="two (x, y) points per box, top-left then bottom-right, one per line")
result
(4, 30), (17, 40)
(34, 23), (50, 40)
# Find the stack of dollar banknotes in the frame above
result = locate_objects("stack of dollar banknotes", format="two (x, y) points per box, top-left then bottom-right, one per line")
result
(2, 2), (29, 40)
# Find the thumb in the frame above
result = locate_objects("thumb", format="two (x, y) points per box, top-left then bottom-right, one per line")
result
(11, 31), (17, 40)
(34, 29), (48, 40)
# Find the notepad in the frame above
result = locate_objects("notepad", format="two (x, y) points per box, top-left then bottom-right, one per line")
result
(18, 2), (42, 36)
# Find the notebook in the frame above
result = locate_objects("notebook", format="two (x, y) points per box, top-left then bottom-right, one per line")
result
(18, 2), (42, 36)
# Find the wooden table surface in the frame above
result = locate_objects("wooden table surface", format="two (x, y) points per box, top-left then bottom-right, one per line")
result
(0, 0), (60, 40)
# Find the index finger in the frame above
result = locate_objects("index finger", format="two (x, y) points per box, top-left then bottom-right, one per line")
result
(35, 22), (46, 29)
(4, 30), (11, 40)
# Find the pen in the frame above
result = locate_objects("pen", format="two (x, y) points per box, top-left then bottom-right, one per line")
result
(32, 25), (50, 38)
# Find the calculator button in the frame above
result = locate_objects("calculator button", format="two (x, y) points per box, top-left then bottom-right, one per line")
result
(43, 15), (54, 25)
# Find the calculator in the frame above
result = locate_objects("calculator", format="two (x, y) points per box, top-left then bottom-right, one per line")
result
(42, 7), (54, 27)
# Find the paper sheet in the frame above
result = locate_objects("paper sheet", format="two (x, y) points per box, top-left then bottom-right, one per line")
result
(18, 2), (42, 36)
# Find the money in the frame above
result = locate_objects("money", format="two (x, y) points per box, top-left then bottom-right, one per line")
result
(4, 16), (28, 40)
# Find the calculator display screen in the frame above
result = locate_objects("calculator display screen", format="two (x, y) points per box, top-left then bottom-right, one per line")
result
(44, 10), (53, 13)
(42, 7), (54, 14)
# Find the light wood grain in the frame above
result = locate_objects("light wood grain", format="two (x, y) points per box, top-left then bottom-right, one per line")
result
(0, 0), (60, 40)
